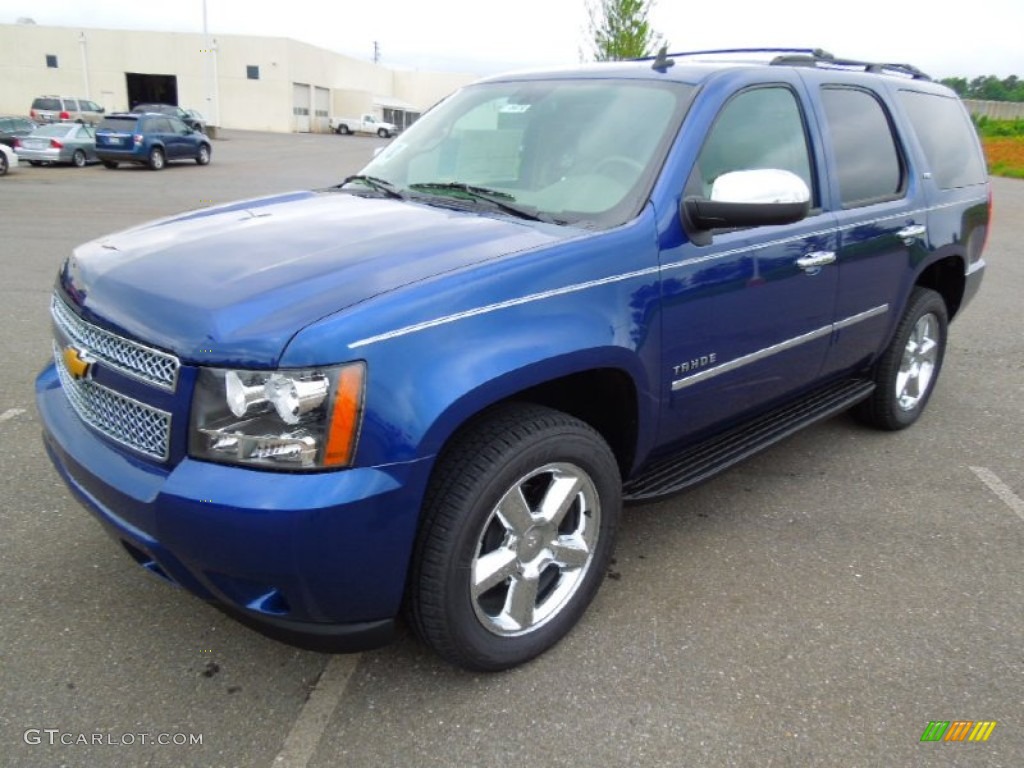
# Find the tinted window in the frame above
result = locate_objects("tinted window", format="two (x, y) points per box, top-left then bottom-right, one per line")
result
(694, 87), (815, 201)
(169, 117), (189, 133)
(33, 98), (61, 111)
(898, 90), (987, 189)
(0, 119), (10, 131)
(821, 87), (903, 207)
(99, 117), (138, 131)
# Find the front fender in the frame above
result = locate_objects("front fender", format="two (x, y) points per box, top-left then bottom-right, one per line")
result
(281, 206), (665, 469)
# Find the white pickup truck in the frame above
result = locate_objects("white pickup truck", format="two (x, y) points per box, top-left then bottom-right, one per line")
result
(333, 114), (397, 138)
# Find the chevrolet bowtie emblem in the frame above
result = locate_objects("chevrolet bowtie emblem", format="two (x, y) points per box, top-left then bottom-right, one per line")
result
(62, 346), (95, 380)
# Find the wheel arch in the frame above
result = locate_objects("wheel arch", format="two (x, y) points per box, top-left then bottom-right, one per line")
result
(419, 351), (649, 482)
(916, 253), (965, 320)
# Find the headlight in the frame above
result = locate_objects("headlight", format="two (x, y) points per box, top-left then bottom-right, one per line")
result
(189, 362), (365, 470)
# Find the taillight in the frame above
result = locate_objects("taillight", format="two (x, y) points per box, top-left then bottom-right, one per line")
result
(13, 138), (20, 148)
(59, 111), (70, 121)
(50, 139), (64, 149)
(30, 110), (37, 120)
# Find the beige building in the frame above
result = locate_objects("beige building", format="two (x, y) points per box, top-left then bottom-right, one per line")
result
(0, 22), (477, 133)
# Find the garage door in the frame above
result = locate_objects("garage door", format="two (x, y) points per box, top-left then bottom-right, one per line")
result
(292, 83), (311, 133)
(314, 87), (330, 133)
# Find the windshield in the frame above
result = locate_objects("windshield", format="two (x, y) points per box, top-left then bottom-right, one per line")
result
(357, 78), (693, 228)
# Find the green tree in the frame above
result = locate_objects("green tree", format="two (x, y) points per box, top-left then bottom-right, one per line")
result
(586, 0), (666, 61)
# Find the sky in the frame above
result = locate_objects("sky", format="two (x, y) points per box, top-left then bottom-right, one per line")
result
(2, 0), (1022, 80)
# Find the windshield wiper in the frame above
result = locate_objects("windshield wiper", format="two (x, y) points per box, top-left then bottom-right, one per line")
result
(337, 175), (406, 200)
(408, 182), (546, 222)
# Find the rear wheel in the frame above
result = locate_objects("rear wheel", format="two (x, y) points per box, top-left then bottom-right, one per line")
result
(337, 124), (351, 135)
(71, 149), (86, 168)
(195, 144), (211, 165)
(148, 147), (165, 171)
(377, 127), (390, 138)
(407, 403), (621, 671)
(855, 287), (948, 430)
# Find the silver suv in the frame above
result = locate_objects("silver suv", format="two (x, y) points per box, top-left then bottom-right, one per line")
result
(30, 96), (105, 125)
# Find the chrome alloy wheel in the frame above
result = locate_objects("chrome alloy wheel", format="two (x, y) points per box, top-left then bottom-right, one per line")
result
(471, 462), (601, 636)
(896, 313), (940, 411)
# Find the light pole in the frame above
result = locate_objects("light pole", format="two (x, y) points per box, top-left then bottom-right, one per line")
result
(78, 31), (91, 99)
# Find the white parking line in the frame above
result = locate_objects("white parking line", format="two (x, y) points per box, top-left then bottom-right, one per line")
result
(971, 466), (1024, 522)
(0, 407), (26, 423)
(273, 654), (361, 768)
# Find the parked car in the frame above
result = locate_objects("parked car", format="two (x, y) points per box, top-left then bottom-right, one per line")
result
(129, 103), (207, 134)
(14, 123), (98, 167)
(333, 113), (396, 137)
(0, 115), (38, 148)
(37, 48), (990, 671)
(0, 142), (17, 176)
(95, 113), (211, 170)
(30, 96), (105, 125)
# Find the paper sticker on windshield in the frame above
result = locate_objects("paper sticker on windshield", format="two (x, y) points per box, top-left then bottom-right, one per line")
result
(500, 104), (531, 114)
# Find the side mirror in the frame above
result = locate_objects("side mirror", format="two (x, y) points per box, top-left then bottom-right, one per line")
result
(682, 169), (811, 244)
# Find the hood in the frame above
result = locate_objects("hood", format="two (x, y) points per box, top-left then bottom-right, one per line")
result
(60, 190), (571, 365)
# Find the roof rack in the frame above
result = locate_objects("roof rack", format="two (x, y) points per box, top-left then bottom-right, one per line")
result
(636, 47), (931, 81)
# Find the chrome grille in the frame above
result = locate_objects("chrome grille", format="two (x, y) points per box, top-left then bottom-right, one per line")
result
(51, 295), (180, 391)
(54, 342), (172, 461)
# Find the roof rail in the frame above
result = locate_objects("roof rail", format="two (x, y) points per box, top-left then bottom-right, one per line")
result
(634, 47), (931, 80)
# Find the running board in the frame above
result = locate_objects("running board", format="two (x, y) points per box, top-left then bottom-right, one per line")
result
(623, 379), (875, 503)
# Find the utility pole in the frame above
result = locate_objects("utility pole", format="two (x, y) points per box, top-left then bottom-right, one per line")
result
(373, 41), (381, 65)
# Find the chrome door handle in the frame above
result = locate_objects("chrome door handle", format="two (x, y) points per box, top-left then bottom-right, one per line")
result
(796, 251), (836, 271)
(897, 224), (927, 244)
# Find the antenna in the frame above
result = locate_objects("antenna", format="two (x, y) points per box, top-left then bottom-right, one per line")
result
(651, 45), (675, 73)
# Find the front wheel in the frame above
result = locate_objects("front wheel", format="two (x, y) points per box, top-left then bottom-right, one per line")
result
(195, 144), (211, 165)
(407, 404), (621, 671)
(855, 286), (948, 430)
(0, 154), (7, 176)
(148, 147), (165, 171)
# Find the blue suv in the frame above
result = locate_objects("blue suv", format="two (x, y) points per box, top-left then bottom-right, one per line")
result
(95, 112), (211, 170)
(37, 49), (989, 670)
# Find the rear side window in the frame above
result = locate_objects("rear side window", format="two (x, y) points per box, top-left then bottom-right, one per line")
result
(821, 87), (904, 207)
(898, 90), (987, 189)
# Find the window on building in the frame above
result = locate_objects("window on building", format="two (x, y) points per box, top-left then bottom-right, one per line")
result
(46, 54), (58, 68)
(246, 65), (260, 80)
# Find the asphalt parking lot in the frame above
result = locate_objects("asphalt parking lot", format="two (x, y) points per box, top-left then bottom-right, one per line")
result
(1, 131), (1021, 768)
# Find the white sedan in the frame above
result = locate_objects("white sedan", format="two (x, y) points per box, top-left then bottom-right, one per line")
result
(0, 142), (17, 176)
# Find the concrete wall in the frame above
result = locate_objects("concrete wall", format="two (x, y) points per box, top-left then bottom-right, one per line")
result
(0, 23), (477, 133)
(964, 99), (1024, 120)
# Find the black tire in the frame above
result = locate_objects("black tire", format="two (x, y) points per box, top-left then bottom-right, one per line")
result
(71, 150), (86, 168)
(195, 144), (211, 165)
(102, 160), (118, 169)
(855, 286), (948, 430)
(337, 124), (351, 135)
(407, 403), (621, 672)
(148, 147), (165, 171)
(0, 154), (7, 176)
(377, 127), (390, 138)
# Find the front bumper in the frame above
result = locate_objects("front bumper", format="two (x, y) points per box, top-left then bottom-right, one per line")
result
(36, 363), (433, 651)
